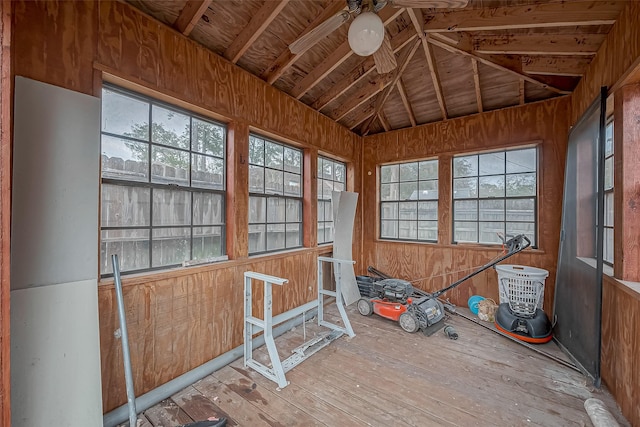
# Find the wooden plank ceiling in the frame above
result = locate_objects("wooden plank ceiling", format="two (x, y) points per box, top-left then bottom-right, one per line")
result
(125, 0), (625, 135)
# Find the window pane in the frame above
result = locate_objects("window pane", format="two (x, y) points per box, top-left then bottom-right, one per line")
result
(322, 159), (333, 180)
(286, 223), (301, 247)
(152, 228), (190, 267)
(317, 200), (325, 222)
(284, 147), (301, 173)
(265, 141), (283, 169)
(506, 148), (536, 173)
(418, 180), (438, 200)
(604, 227), (614, 264)
(249, 136), (264, 165)
(151, 146), (189, 185)
(479, 199), (505, 221)
(265, 169), (284, 194)
(506, 173), (536, 197)
(604, 157), (614, 191)
(249, 196), (266, 223)
(419, 160), (437, 180)
(418, 201), (437, 221)
(479, 152), (505, 176)
(324, 202), (332, 223)
(399, 162), (418, 181)
(605, 122), (614, 157)
(249, 224), (266, 253)
(381, 220), (398, 238)
(192, 226), (223, 259)
(334, 181), (345, 192)
(100, 229), (149, 275)
(381, 164), (399, 183)
(454, 222), (478, 243)
(101, 184), (150, 227)
(381, 183), (399, 201)
(317, 223), (325, 244)
(102, 89), (149, 139)
(399, 202), (417, 220)
(192, 118), (224, 157)
(335, 163), (346, 183)
(398, 221), (417, 240)
(152, 105), (189, 149)
(506, 199), (535, 222)
(267, 197), (286, 223)
(453, 156), (477, 178)
(286, 199), (302, 222)
(152, 189), (191, 226)
(604, 192), (614, 227)
(400, 182), (418, 200)
(381, 202), (398, 220)
(453, 177), (477, 199)
(479, 222), (504, 243)
(192, 154), (224, 189)
(193, 192), (223, 225)
(506, 222), (535, 246)
(479, 175), (505, 198)
(418, 221), (437, 241)
(102, 135), (149, 181)
(284, 172), (301, 197)
(454, 200), (477, 221)
(267, 224), (286, 251)
(249, 165), (264, 193)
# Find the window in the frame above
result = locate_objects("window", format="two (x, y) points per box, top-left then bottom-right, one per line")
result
(603, 120), (614, 264)
(380, 160), (438, 241)
(453, 147), (537, 245)
(248, 134), (303, 254)
(100, 85), (226, 276)
(317, 156), (346, 244)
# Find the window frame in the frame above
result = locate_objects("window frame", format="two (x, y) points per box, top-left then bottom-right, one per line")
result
(317, 156), (347, 245)
(248, 133), (304, 255)
(100, 84), (227, 277)
(451, 146), (539, 247)
(378, 158), (439, 243)
(603, 118), (614, 266)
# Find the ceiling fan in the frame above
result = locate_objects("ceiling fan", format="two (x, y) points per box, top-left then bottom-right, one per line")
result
(289, 0), (469, 74)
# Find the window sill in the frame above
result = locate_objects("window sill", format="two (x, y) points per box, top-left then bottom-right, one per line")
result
(576, 257), (640, 300)
(376, 239), (546, 255)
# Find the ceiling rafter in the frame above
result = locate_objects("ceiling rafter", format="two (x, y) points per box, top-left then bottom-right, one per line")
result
(427, 33), (570, 95)
(377, 112), (391, 132)
(311, 27), (417, 111)
(223, 0), (289, 64)
(519, 78), (525, 105)
(407, 8), (447, 120)
(471, 58), (483, 113)
(173, 0), (212, 36)
(473, 34), (604, 56)
(396, 80), (417, 126)
(329, 71), (397, 121)
(261, 1), (346, 85)
(423, 1), (623, 33)
(522, 55), (592, 76)
(361, 39), (421, 135)
(290, 7), (405, 100)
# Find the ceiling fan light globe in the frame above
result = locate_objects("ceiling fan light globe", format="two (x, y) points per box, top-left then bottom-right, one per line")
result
(348, 12), (384, 56)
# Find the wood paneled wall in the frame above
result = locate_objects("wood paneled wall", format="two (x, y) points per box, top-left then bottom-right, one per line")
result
(361, 97), (570, 312)
(569, 3), (640, 426)
(0, 0), (11, 424)
(12, 0), (362, 413)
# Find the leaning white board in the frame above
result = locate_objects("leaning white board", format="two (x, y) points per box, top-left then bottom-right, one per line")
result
(332, 191), (360, 306)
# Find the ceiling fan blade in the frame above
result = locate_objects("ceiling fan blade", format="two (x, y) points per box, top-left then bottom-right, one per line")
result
(289, 11), (350, 55)
(373, 31), (397, 74)
(388, 0), (468, 8)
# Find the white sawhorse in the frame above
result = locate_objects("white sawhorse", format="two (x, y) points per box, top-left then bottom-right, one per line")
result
(243, 256), (356, 388)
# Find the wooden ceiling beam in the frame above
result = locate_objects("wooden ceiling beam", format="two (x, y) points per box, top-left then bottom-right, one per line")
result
(519, 79), (525, 105)
(473, 34), (604, 56)
(173, 0), (212, 36)
(471, 58), (483, 113)
(224, 0), (289, 64)
(423, 1), (623, 33)
(261, 1), (346, 84)
(522, 55), (592, 77)
(290, 6), (405, 99)
(361, 39), (421, 135)
(377, 111), (391, 132)
(311, 27), (417, 111)
(428, 33), (569, 95)
(329, 71), (397, 121)
(408, 8), (447, 120)
(396, 80), (417, 127)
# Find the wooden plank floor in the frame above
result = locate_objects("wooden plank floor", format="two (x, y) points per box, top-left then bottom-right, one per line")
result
(129, 304), (630, 427)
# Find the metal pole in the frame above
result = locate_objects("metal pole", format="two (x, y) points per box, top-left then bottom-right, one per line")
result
(112, 254), (138, 427)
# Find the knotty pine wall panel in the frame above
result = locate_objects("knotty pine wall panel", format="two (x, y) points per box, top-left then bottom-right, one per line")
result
(12, 0), (360, 413)
(362, 98), (570, 312)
